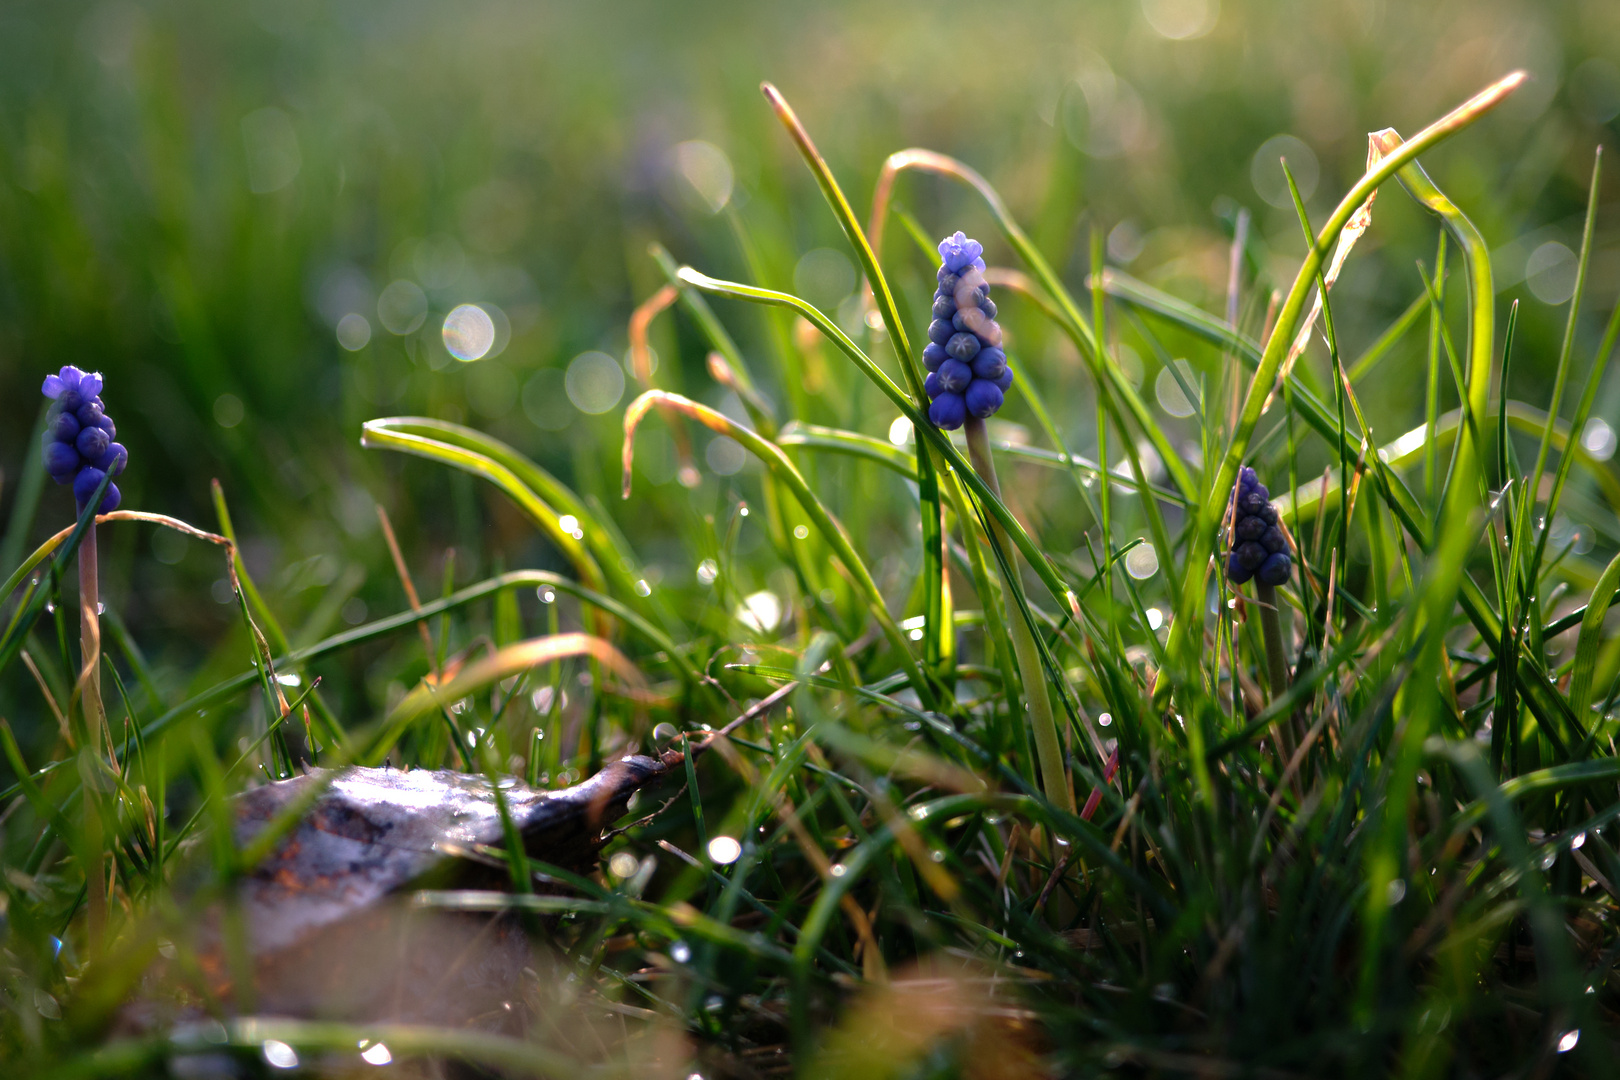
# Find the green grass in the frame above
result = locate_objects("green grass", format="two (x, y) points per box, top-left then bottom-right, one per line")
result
(4, 2), (1620, 1076)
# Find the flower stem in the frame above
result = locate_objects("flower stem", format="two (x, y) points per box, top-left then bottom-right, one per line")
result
(78, 515), (108, 951)
(1255, 580), (1296, 759)
(964, 417), (1073, 813)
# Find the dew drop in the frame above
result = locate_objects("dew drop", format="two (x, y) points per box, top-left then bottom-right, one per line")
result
(262, 1040), (299, 1069)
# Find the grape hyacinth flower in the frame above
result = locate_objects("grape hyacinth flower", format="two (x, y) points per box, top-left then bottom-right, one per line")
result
(1225, 467), (1290, 588)
(923, 231), (1013, 431)
(41, 365), (125, 513)
(1225, 467), (1297, 745)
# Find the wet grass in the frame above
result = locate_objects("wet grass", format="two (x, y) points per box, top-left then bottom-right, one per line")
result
(5, 4), (1620, 1077)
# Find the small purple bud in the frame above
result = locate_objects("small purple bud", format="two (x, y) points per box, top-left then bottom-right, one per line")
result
(76, 401), (104, 428)
(78, 372), (104, 400)
(1261, 526), (1287, 554)
(992, 364), (1014, 392)
(50, 411), (82, 443)
(929, 391), (967, 430)
(97, 442), (128, 476)
(922, 343), (948, 372)
(1227, 552), (1254, 584)
(1256, 552), (1291, 587)
(74, 467), (108, 507)
(945, 332), (981, 362)
(938, 358), (972, 393)
(928, 319), (954, 346)
(932, 296), (955, 320)
(42, 374), (64, 398)
(76, 425), (110, 462)
(1235, 541), (1266, 571)
(964, 380), (1004, 418)
(924, 371), (944, 399)
(43, 441), (80, 481)
(58, 366), (86, 392)
(59, 388), (84, 413)
(1235, 516), (1266, 542)
(970, 347), (1006, 381)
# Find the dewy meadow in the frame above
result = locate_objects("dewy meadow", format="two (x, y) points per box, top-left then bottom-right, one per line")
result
(2, 2), (1620, 1077)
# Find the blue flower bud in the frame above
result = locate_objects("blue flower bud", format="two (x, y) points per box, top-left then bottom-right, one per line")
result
(929, 392), (967, 430)
(1234, 516), (1266, 542)
(964, 380), (1004, 418)
(928, 319), (954, 346)
(73, 467), (108, 507)
(993, 364), (1014, 391)
(922, 343), (949, 372)
(43, 441), (79, 481)
(1226, 551), (1253, 584)
(96, 442), (128, 477)
(76, 425), (110, 461)
(970, 347), (1006, 381)
(979, 297), (997, 320)
(938, 358), (973, 393)
(924, 371), (944, 399)
(938, 270), (960, 294)
(932, 296), (955, 320)
(50, 412), (81, 443)
(1257, 552), (1291, 587)
(76, 401), (104, 428)
(96, 414), (115, 439)
(1234, 541), (1266, 571)
(945, 332), (981, 362)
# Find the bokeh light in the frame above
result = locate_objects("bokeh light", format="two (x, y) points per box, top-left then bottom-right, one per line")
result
(442, 304), (496, 362)
(564, 351), (625, 414)
(377, 280), (428, 335)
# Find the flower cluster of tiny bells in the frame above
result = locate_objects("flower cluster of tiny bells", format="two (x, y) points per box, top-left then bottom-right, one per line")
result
(40, 366), (127, 513)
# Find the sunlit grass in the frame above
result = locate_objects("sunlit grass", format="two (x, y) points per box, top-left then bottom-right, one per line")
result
(3, 5), (1620, 1075)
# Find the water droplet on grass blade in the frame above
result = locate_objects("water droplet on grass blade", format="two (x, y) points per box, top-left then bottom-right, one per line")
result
(262, 1040), (299, 1069)
(707, 836), (742, 865)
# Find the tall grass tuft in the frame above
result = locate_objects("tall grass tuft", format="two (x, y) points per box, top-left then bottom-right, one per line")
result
(4, 59), (1620, 1080)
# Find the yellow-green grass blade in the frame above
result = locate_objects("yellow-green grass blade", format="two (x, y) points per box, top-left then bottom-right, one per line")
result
(622, 389), (936, 710)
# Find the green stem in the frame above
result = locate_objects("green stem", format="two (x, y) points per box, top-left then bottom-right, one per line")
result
(964, 418), (1073, 813)
(1255, 581), (1295, 760)
(78, 516), (107, 952)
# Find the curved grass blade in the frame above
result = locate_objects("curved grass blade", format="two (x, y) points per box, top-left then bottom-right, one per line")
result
(622, 389), (936, 709)
(675, 267), (1082, 623)
(378, 633), (645, 763)
(360, 419), (617, 631)
(1164, 72), (1524, 684)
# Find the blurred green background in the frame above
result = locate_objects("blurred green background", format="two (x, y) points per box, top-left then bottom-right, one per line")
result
(2, 0), (1617, 734)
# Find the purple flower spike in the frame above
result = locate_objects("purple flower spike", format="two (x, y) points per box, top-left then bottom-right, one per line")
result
(1225, 467), (1289, 587)
(42, 366), (128, 510)
(922, 232), (1012, 426)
